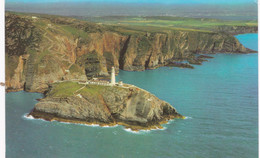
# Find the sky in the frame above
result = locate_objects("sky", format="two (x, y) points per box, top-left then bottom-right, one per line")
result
(5, 0), (257, 4)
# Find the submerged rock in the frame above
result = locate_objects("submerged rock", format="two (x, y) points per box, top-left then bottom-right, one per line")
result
(28, 81), (184, 131)
(166, 61), (194, 69)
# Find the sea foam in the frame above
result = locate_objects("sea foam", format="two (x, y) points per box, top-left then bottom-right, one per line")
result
(23, 114), (119, 128)
(23, 114), (34, 120)
(23, 113), (47, 122)
(123, 126), (167, 134)
(184, 116), (193, 120)
(24, 113), (167, 133)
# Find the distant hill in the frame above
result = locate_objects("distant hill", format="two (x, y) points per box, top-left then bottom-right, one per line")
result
(5, 3), (258, 20)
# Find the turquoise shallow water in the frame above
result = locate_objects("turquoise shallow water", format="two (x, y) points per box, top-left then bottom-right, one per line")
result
(6, 34), (258, 158)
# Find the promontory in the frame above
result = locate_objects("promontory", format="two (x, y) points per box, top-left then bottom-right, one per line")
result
(5, 12), (257, 130)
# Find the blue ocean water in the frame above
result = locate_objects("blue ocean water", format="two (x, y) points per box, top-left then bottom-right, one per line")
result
(235, 33), (258, 51)
(6, 33), (258, 158)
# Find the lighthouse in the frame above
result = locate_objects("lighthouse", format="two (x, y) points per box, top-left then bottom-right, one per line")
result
(111, 66), (116, 86)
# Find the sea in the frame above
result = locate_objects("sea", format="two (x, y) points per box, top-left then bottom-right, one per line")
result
(6, 33), (258, 158)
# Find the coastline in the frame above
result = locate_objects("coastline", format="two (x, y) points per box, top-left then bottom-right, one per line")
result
(26, 112), (185, 132)
(5, 50), (257, 94)
(4, 7), (258, 157)
(24, 113), (167, 134)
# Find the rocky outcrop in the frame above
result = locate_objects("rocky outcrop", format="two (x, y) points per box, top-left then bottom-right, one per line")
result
(117, 32), (254, 71)
(28, 81), (184, 131)
(5, 13), (42, 91)
(214, 25), (258, 35)
(5, 13), (42, 56)
(5, 12), (257, 92)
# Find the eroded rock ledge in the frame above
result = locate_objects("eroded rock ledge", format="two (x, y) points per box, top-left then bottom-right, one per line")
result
(28, 81), (184, 131)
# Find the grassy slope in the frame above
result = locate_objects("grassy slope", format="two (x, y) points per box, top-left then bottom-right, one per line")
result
(8, 11), (257, 35)
(48, 81), (115, 97)
(9, 11), (257, 35)
(79, 16), (257, 32)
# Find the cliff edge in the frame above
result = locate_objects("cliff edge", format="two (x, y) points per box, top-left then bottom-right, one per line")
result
(5, 12), (258, 92)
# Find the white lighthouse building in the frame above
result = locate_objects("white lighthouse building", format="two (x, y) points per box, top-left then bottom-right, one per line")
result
(111, 66), (116, 85)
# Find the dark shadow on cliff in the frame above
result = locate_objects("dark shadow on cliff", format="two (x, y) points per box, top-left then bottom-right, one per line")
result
(119, 35), (131, 70)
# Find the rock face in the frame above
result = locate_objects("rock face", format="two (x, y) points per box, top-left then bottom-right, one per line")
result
(29, 81), (184, 130)
(5, 12), (257, 92)
(214, 25), (258, 35)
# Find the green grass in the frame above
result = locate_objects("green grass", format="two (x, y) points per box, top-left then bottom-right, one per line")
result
(60, 25), (89, 39)
(49, 81), (108, 97)
(84, 16), (257, 32)
(34, 21), (47, 27)
(7, 11), (257, 37)
(69, 64), (81, 73)
(77, 85), (104, 95)
(49, 81), (84, 97)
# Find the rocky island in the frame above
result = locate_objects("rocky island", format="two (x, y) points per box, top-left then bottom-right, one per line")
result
(28, 68), (184, 131)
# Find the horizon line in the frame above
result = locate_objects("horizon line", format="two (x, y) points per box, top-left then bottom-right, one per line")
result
(5, 1), (258, 5)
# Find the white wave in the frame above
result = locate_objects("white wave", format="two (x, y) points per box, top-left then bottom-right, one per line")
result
(23, 114), (35, 120)
(101, 125), (119, 128)
(75, 123), (100, 127)
(150, 126), (166, 131)
(123, 126), (167, 134)
(113, 131), (118, 135)
(166, 119), (175, 124)
(23, 113), (34, 120)
(24, 114), (164, 132)
(184, 116), (193, 119)
(23, 114), (49, 122)
(124, 128), (140, 134)
(23, 114), (119, 128)
(57, 121), (120, 128)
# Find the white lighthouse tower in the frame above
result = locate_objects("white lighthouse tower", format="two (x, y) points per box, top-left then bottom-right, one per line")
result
(111, 66), (116, 86)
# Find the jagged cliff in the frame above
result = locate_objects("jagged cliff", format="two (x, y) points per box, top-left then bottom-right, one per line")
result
(28, 81), (184, 131)
(5, 12), (257, 92)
